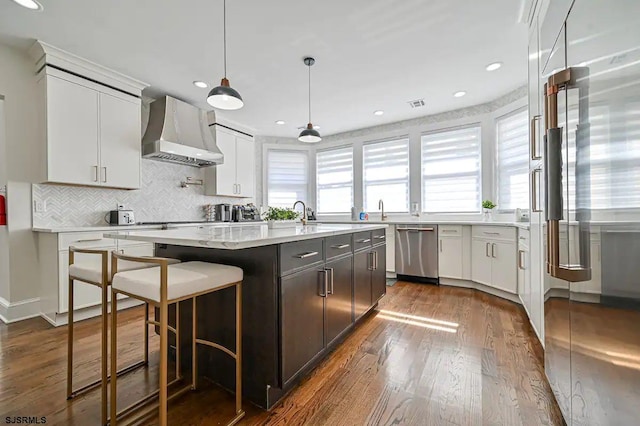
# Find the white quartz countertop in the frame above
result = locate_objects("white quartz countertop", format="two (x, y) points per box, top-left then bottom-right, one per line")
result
(316, 220), (531, 230)
(104, 223), (388, 250)
(32, 221), (265, 233)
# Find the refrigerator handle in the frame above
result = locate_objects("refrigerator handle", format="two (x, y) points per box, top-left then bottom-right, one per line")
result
(544, 67), (592, 282)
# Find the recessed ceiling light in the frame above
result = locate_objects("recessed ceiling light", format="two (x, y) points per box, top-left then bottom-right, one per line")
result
(453, 91), (467, 98)
(374, 110), (384, 116)
(10, 0), (43, 10)
(485, 62), (502, 71)
(193, 81), (208, 88)
(275, 120), (286, 125)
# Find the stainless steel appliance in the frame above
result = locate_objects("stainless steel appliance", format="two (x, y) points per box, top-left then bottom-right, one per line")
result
(395, 224), (438, 284)
(538, 1), (640, 423)
(214, 204), (231, 222)
(142, 96), (224, 167)
(108, 209), (135, 225)
(231, 204), (261, 222)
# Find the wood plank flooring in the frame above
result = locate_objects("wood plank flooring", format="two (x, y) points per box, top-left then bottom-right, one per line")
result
(0, 282), (563, 425)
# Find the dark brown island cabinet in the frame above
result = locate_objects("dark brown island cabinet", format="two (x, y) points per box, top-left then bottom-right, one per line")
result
(156, 227), (387, 409)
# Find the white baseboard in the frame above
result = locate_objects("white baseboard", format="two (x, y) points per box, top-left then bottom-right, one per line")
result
(40, 297), (144, 327)
(437, 278), (522, 304)
(0, 296), (41, 324)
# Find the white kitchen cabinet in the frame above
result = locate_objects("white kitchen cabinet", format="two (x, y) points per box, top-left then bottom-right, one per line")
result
(438, 225), (464, 279)
(39, 231), (151, 326)
(518, 230), (531, 310)
(98, 92), (141, 189)
(45, 75), (100, 186)
(385, 225), (395, 273)
(38, 67), (142, 189)
(205, 125), (255, 198)
(471, 226), (517, 294)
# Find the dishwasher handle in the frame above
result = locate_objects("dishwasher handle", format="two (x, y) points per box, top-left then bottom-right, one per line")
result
(397, 228), (435, 232)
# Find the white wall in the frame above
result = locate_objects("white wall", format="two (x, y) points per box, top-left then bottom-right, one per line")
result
(0, 42), (46, 318)
(0, 98), (10, 304)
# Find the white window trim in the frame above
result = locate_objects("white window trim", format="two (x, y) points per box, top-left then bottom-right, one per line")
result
(420, 123), (483, 214)
(262, 143), (314, 208)
(494, 107), (529, 213)
(362, 135), (411, 213)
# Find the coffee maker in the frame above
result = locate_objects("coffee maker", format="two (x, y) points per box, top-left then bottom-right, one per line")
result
(214, 204), (231, 222)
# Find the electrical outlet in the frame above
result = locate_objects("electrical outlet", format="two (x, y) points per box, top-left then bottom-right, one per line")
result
(34, 200), (46, 213)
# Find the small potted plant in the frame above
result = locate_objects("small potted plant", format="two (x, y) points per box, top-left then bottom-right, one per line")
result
(263, 207), (301, 229)
(482, 200), (496, 221)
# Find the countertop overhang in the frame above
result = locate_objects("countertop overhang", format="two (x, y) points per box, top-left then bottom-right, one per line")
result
(104, 223), (388, 250)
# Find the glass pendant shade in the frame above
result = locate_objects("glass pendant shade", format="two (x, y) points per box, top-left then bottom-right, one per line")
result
(298, 123), (322, 143)
(207, 78), (244, 110)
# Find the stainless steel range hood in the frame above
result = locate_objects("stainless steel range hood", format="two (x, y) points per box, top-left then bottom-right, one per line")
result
(142, 96), (223, 167)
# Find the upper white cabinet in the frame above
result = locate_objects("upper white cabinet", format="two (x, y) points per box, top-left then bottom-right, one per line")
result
(31, 41), (148, 190)
(38, 69), (142, 189)
(204, 125), (255, 198)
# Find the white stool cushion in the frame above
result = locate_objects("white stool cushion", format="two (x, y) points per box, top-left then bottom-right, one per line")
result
(69, 256), (180, 285)
(111, 261), (243, 303)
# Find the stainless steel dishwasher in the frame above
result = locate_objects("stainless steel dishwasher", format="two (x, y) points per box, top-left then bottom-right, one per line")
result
(395, 224), (439, 284)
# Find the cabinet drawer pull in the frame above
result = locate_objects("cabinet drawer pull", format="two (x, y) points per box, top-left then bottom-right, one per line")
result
(294, 251), (319, 259)
(330, 244), (350, 249)
(75, 238), (103, 243)
(441, 229), (457, 233)
(399, 228), (434, 232)
(356, 238), (371, 243)
(373, 235), (385, 240)
(483, 231), (500, 236)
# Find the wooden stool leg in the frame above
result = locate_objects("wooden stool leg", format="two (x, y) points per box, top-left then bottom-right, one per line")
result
(144, 302), (149, 365)
(66, 277), (74, 400)
(159, 300), (169, 426)
(110, 289), (118, 425)
(235, 283), (242, 415)
(192, 297), (198, 390)
(101, 284), (108, 426)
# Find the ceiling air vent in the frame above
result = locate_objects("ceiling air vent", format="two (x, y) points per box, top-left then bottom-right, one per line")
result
(407, 99), (425, 108)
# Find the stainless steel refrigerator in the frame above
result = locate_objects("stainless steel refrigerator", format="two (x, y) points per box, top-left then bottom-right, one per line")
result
(536, 0), (640, 424)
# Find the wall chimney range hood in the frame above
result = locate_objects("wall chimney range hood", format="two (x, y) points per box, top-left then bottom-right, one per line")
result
(142, 96), (223, 167)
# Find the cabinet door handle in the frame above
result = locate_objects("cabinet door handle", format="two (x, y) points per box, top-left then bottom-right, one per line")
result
(93, 166), (98, 182)
(331, 244), (350, 249)
(518, 250), (525, 270)
(319, 270), (327, 297)
(531, 168), (542, 213)
(485, 242), (490, 257)
(530, 115), (542, 160)
(325, 268), (334, 295)
(491, 243), (497, 258)
(439, 239), (443, 252)
(238, 183), (241, 194)
(294, 251), (318, 259)
(373, 251), (378, 270)
(101, 167), (107, 183)
(368, 252), (374, 271)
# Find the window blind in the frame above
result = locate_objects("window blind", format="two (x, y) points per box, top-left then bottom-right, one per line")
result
(496, 110), (529, 211)
(421, 126), (482, 213)
(316, 147), (353, 213)
(363, 138), (410, 213)
(267, 150), (309, 208)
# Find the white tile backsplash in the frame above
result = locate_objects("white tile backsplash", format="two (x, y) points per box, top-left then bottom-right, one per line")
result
(32, 159), (244, 227)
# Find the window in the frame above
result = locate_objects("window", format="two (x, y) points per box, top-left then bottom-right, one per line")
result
(421, 126), (482, 213)
(266, 149), (308, 208)
(316, 147), (353, 213)
(496, 110), (529, 211)
(362, 138), (410, 213)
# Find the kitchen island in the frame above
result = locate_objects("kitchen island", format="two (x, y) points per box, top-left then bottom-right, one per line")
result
(105, 223), (387, 409)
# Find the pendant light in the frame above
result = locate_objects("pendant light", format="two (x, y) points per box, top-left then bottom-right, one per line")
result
(207, 0), (244, 110)
(298, 57), (321, 143)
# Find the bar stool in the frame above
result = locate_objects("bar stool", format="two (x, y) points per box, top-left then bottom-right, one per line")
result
(67, 247), (179, 425)
(110, 253), (244, 426)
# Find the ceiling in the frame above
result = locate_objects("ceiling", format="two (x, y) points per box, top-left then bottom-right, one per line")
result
(0, 0), (529, 137)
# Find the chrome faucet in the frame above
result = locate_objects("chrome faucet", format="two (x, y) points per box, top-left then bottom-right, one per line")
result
(378, 199), (388, 221)
(293, 200), (307, 225)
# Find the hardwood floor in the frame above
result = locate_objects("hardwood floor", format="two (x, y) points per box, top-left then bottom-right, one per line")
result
(0, 282), (563, 425)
